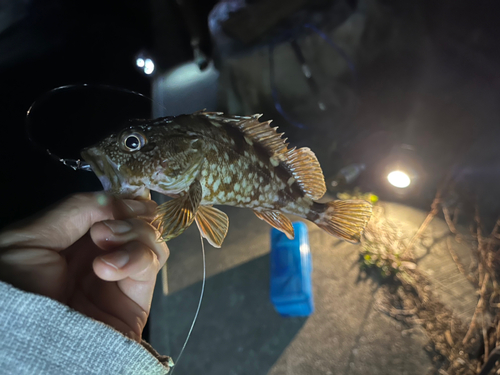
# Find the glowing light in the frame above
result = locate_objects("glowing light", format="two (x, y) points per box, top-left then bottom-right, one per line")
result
(144, 58), (155, 75)
(387, 170), (411, 188)
(136, 58), (145, 68)
(166, 62), (206, 87)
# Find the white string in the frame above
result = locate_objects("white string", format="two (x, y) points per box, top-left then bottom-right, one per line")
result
(170, 234), (206, 374)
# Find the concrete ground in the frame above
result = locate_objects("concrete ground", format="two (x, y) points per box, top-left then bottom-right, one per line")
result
(149, 200), (477, 375)
(382, 203), (478, 322)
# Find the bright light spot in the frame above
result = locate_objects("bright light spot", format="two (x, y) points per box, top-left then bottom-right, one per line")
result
(144, 58), (155, 75)
(387, 170), (411, 188)
(136, 58), (145, 68)
(166, 62), (204, 87)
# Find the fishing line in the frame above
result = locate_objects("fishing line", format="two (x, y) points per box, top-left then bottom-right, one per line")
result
(24, 83), (157, 171)
(170, 234), (206, 375)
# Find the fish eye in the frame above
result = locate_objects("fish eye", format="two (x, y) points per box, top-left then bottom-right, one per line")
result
(126, 135), (140, 149)
(120, 131), (147, 152)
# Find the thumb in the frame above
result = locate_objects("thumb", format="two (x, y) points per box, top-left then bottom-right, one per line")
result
(0, 193), (157, 252)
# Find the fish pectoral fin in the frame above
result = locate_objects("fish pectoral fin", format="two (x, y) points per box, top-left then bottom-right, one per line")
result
(253, 210), (294, 240)
(153, 180), (202, 241)
(195, 206), (229, 248)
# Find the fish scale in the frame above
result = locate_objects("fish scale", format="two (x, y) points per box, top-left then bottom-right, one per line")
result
(199, 140), (288, 211)
(81, 111), (373, 247)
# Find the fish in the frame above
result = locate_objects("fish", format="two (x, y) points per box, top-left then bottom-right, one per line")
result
(81, 111), (372, 247)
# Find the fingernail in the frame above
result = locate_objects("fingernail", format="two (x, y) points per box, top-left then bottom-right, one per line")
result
(100, 250), (130, 269)
(103, 220), (132, 234)
(96, 193), (110, 207)
(123, 200), (152, 215)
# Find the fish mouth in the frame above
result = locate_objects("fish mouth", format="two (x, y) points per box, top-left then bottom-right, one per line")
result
(81, 147), (124, 193)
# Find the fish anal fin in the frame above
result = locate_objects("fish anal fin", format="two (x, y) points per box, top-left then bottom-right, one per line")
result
(195, 206), (229, 248)
(313, 200), (372, 243)
(153, 180), (202, 241)
(285, 147), (326, 200)
(254, 210), (294, 240)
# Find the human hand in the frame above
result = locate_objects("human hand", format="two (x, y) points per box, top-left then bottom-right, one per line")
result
(0, 193), (168, 342)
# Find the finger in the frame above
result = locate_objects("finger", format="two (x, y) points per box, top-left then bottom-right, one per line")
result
(134, 189), (152, 201)
(93, 241), (160, 282)
(93, 241), (160, 312)
(0, 193), (156, 252)
(0, 248), (67, 301)
(78, 270), (152, 338)
(90, 219), (169, 268)
(70, 283), (144, 342)
(90, 219), (168, 320)
(112, 198), (157, 222)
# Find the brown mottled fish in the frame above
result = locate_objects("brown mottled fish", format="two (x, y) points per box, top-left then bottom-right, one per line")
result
(81, 112), (372, 247)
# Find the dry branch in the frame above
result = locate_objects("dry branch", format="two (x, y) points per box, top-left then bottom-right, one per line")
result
(446, 236), (478, 286)
(462, 273), (489, 345)
(482, 313), (489, 360)
(366, 178), (500, 374)
(443, 206), (458, 235)
(405, 192), (441, 256)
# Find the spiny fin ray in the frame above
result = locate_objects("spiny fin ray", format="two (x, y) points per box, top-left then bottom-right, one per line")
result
(200, 112), (289, 157)
(199, 112), (326, 200)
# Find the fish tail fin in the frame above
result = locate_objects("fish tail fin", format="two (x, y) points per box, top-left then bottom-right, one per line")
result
(310, 200), (372, 243)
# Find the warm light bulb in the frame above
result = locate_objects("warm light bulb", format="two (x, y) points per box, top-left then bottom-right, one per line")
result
(387, 170), (411, 188)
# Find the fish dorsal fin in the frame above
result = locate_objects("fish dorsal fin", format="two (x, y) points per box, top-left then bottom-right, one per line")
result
(195, 205), (229, 248)
(200, 112), (326, 200)
(153, 180), (202, 241)
(254, 210), (295, 240)
(284, 147), (326, 200)
(201, 112), (289, 157)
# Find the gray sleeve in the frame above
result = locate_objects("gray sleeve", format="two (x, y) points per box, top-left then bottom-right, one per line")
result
(0, 281), (173, 375)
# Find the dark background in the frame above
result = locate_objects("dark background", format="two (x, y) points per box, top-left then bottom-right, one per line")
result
(2, 0), (500, 230)
(0, 0), (155, 229)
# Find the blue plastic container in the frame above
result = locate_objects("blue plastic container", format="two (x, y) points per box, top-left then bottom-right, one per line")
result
(270, 221), (314, 317)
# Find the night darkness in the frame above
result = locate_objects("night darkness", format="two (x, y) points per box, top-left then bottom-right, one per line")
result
(0, 0), (155, 229)
(4, 1), (500, 373)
